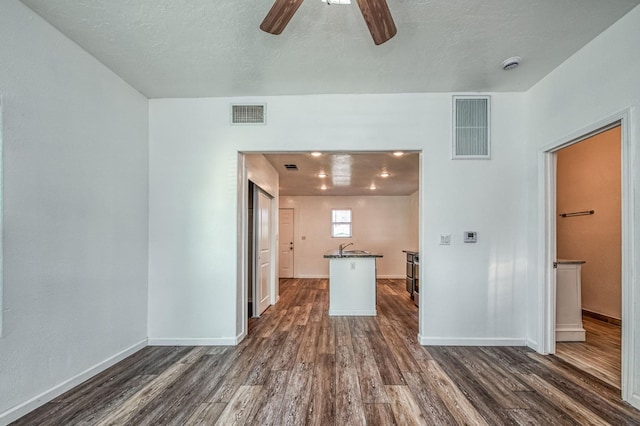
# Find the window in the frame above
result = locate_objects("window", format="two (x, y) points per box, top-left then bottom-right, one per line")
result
(331, 209), (352, 238)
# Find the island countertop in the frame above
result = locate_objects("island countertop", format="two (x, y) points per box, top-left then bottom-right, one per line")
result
(323, 250), (383, 259)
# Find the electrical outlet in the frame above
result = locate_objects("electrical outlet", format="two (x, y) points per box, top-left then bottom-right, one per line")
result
(350, 262), (356, 270)
(464, 231), (477, 243)
(439, 234), (451, 245)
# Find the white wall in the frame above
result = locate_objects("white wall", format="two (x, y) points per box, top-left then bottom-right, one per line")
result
(279, 195), (415, 278)
(525, 4), (640, 407)
(0, 1), (149, 422)
(148, 92), (528, 346)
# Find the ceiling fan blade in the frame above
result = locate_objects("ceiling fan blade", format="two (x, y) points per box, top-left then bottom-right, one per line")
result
(355, 0), (397, 45)
(260, 0), (305, 35)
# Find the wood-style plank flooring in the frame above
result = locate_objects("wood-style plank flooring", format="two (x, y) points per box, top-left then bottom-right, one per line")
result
(555, 315), (622, 389)
(13, 278), (640, 425)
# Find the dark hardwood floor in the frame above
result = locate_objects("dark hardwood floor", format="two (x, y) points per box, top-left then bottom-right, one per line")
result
(555, 315), (622, 389)
(12, 278), (640, 425)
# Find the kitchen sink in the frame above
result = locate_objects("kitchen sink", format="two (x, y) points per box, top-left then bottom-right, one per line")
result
(342, 250), (370, 254)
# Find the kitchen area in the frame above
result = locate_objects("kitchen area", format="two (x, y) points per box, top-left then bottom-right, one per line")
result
(257, 151), (420, 320)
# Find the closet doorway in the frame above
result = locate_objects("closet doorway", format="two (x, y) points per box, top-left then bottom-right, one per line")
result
(554, 125), (622, 388)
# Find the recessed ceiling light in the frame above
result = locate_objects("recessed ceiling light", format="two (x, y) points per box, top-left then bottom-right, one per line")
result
(393, 151), (404, 157)
(501, 56), (521, 71)
(380, 172), (390, 178)
(321, 184), (327, 190)
(311, 152), (322, 157)
(318, 172), (327, 178)
(370, 184), (377, 190)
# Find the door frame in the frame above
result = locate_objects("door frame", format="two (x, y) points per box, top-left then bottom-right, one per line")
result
(237, 154), (279, 343)
(538, 107), (638, 406)
(278, 207), (296, 279)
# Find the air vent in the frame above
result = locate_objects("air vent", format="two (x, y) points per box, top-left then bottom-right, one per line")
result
(231, 104), (266, 125)
(284, 164), (299, 171)
(452, 96), (491, 159)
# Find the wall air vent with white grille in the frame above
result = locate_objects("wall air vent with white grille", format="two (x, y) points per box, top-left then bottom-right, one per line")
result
(452, 96), (491, 159)
(231, 104), (266, 125)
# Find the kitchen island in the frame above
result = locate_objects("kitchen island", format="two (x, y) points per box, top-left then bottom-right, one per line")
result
(323, 249), (383, 316)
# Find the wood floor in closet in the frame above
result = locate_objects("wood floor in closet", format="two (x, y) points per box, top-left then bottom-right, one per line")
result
(12, 278), (640, 425)
(556, 315), (622, 389)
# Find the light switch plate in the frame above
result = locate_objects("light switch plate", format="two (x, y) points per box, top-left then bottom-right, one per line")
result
(439, 234), (451, 245)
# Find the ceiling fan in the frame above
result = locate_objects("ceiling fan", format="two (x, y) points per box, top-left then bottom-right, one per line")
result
(260, 0), (397, 45)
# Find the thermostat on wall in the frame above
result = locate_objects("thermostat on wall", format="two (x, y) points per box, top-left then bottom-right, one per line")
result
(464, 231), (477, 243)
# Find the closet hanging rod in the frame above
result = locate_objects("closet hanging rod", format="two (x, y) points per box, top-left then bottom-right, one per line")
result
(559, 210), (595, 218)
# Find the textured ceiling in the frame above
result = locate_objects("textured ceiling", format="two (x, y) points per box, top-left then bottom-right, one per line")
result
(19, 0), (640, 98)
(264, 152), (419, 196)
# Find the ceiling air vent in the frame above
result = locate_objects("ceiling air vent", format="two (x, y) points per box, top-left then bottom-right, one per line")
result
(231, 104), (266, 125)
(452, 96), (491, 159)
(284, 164), (299, 171)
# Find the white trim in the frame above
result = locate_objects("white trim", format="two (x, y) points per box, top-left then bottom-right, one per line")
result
(622, 106), (638, 407)
(419, 335), (527, 346)
(555, 328), (586, 341)
(526, 338), (539, 351)
(329, 309), (376, 316)
(287, 274), (406, 280)
(0, 95), (3, 338)
(538, 107), (637, 406)
(631, 393), (640, 412)
(148, 336), (240, 346)
(0, 339), (147, 425)
(237, 154), (248, 346)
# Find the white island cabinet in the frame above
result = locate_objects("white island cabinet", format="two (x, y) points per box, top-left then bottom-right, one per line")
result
(323, 250), (383, 316)
(556, 259), (586, 342)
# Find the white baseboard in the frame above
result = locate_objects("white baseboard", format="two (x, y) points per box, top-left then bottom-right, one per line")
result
(329, 309), (376, 316)
(0, 339), (147, 425)
(526, 338), (539, 352)
(292, 274), (405, 279)
(418, 335), (527, 346)
(148, 336), (239, 346)
(630, 392), (640, 411)
(555, 328), (586, 342)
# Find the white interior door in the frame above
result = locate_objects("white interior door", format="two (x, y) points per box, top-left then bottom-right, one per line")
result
(278, 208), (294, 278)
(255, 187), (272, 316)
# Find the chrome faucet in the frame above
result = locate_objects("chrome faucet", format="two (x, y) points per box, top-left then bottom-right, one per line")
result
(339, 243), (354, 254)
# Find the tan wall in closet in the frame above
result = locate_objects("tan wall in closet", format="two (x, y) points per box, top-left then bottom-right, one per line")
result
(556, 126), (621, 319)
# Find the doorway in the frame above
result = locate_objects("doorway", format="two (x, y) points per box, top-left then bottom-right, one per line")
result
(278, 208), (294, 278)
(539, 108), (638, 407)
(553, 125), (622, 388)
(238, 151), (422, 342)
